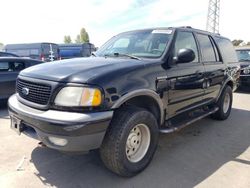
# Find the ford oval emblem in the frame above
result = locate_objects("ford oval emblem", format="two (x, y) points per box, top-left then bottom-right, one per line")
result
(21, 88), (29, 96)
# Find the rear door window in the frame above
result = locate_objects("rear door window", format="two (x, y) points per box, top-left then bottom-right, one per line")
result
(196, 34), (216, 62)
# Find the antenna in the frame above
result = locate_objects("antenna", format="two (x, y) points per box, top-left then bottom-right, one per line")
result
(206, 0), (220, 33)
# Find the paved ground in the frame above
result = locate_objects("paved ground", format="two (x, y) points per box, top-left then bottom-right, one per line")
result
(0, 92), (249, 188)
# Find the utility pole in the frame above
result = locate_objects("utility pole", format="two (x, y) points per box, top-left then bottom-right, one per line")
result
(206, 0), (220, 33)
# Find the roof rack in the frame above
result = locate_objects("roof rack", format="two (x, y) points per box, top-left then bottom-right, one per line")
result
(180, 26), (192, 29)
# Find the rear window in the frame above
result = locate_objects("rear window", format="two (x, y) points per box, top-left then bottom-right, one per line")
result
(214, 37), (238, 62)
(42, 44), (59, 56)
(0, 62), (9, 71)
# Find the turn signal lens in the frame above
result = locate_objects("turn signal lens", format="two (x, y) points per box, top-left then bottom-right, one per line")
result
(80, 88), (102, 106)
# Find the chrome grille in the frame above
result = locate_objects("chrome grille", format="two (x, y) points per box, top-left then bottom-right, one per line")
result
(17, 79), (51, 105)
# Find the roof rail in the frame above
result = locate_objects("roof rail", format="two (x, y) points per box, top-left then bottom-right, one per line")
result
(180, 26), (192, 29)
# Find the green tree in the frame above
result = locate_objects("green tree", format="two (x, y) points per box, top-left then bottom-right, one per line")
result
(0, 43), (4, 50)
(74, 28), (90, 43)
(232, 39), (243, 46)
(75, 35), (81, 43)
(64, 36), (72, 44)
(79, 28), (89, 43)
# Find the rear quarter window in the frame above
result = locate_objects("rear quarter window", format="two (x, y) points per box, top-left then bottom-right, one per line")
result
(214, 37), (238, 62)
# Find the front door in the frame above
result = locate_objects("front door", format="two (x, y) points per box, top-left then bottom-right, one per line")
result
(167, 31), (206, 118)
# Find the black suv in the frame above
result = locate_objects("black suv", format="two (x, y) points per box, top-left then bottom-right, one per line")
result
(236, 47), (250, 86)
(8, 27), (239, 177)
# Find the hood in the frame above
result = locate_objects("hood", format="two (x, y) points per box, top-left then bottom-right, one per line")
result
(20, 57), (145, 83)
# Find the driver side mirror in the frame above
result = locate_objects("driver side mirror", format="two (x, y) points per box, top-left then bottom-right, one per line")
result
(174, 48), (195, 63)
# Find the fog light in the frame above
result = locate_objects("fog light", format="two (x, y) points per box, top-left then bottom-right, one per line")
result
(48, 137), (68, 146)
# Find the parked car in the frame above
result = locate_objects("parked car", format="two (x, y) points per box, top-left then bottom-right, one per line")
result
(8, 27), (239, 177)
(235, 47), (250, 86)
(59, 43), (96, 59)
(0, 51), (19, 57)
(4, 43), (59, 62)
(0, 57), (43, 102)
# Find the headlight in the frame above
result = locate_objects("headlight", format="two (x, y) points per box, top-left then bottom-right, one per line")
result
(243, 68), (250, 74)
(54, 87), (102, 107)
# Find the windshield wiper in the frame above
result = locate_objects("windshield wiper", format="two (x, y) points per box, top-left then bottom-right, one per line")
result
(104, 53), (141, 60)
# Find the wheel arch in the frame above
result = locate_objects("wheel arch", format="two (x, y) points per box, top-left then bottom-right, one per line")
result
(216, 79), (234, 102)
(111, 89), (165, 125)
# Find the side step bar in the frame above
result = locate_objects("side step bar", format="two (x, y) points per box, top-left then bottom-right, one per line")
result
(160, 107), (219, 134)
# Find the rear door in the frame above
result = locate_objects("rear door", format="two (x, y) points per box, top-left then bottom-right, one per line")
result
(167, 30), (206, 117)
(0, 60), (26, 99)
(196, 33), (226, 102)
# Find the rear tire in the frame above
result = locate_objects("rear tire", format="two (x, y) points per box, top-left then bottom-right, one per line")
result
(100, 107), (159, 177)
(211, 85), (233, 120)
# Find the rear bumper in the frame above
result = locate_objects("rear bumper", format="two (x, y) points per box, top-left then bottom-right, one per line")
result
(8, 95), (113, 153)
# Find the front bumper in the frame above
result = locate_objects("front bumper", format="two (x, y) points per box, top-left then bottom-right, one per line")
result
(8, 95), (113, 153)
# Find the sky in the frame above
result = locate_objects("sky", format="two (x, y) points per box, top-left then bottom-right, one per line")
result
(0, 0), (249, 47)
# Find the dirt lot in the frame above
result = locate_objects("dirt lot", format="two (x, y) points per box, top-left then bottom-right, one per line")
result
(0, 92), (249, 188)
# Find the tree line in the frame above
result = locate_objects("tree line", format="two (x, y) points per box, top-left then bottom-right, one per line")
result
(64, 28), (89, 44)
(232, 39), (250, 46)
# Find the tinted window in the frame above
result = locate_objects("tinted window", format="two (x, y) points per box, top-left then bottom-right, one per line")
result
(13, 62), (25, 71)
(0, 62), (9, 71)
(236, 50), (250, 61)
(174, 31), (199, 62)
(210, 37), (220, 61)
(214, 37), (238, 62)
(197, 34), (216, 62)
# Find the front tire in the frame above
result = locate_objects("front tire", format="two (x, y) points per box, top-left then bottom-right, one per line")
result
(100, 107), (159, 177)
(211, 85), (233, 120)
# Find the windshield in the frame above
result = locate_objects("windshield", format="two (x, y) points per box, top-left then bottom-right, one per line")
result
(236, 50), (250, 61)
(96, 29), (172, 59)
